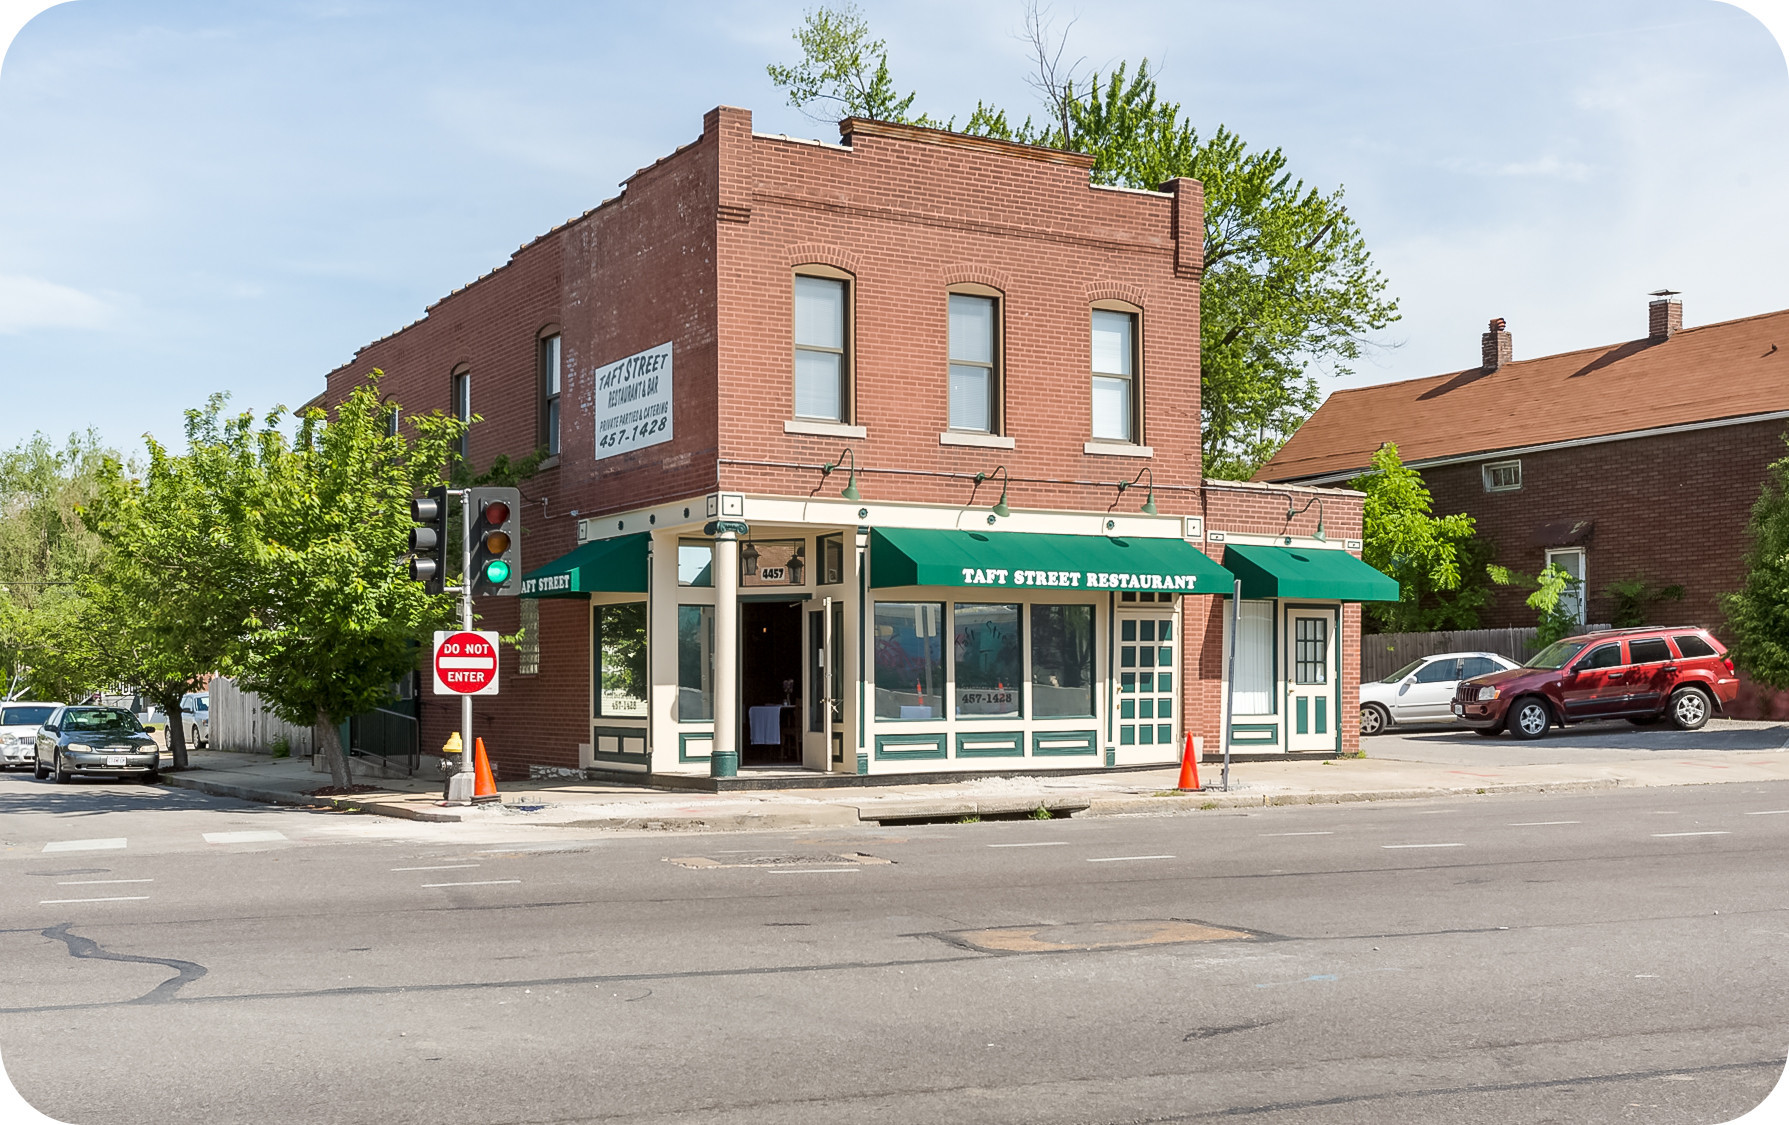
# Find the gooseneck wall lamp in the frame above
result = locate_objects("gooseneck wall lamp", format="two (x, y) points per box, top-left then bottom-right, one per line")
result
(975, 466), (1012, 519)
(820, 448), (862, 502)
(1285, 493), (1327, 542)
(1117, 467), (1159, 516)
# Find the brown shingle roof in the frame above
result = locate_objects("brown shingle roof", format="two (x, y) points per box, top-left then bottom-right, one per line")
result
(1255, 306), (1789, 483)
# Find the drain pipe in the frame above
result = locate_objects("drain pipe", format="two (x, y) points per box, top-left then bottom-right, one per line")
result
(1222, 576), (1240, 791)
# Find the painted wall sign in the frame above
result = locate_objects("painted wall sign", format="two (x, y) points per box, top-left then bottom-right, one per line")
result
(957, 567), (1202, 592)
(593, 340), (673, 460)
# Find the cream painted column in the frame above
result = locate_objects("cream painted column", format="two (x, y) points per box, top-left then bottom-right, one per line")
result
(708, 522), (746, 777)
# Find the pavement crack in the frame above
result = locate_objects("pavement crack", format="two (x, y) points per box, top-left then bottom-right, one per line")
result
(40, 923), (208, 1004)
(1182, 1020), (1273, 1042)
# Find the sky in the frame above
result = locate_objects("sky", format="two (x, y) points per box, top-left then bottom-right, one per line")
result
(1, 0), (1786, 458)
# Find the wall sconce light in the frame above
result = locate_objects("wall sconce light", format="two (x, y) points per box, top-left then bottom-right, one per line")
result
(821, 448), (862, 502)
(975, 466), (1011, 519)
(1285, 494), (1327, 542)
(1117, 467), (1159, 516)
(789, 543), (806, 585)
(741, 540), (761, 576)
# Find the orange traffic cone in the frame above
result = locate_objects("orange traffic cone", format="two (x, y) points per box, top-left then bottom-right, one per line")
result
(472, 737), (499, 804)
(1177, 732), (1201, 792)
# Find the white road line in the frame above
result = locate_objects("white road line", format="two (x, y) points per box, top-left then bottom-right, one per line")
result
(1651, 831), (1730, 837)
(1509, 821), (1580, 826)
(38, 896), (149, 904)
(1261, 831), (1334, 836)
(203, 830), (287, 844)
(1382, 843), (1464, 849)
(57, 879), (152, 885)
(392, 864), (480, 871)
(768, 868), (862, 874)
(42, 838), (126, 852)
(420, 880), (521, 888)
(1745, 810), (1789, 816)
(986, 842), (1069, 848)
(1086, 855), (1176, 863)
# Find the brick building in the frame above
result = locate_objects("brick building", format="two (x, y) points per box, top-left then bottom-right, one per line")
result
(317, 107), (1391, 781)
(1256, 294), (1789, 636)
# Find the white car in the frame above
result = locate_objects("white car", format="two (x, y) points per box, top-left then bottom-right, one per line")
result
(180, 691), (210, 749)
(0, 701), (64, 768)
(1359, 652), (1521, 735)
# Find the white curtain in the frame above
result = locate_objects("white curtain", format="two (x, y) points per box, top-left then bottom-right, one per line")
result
(1232, 600), (1274, 715)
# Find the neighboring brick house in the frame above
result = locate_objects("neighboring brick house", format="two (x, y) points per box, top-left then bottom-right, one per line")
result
(1256, 294), (1789, 639)
(316, 107), (1390, 782)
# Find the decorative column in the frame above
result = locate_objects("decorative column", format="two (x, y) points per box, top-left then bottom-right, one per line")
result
(707, 521), (747, 778)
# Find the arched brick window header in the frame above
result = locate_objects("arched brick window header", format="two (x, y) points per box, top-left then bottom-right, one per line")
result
(1085, 281), (1148, 308)
(785, 243), (863, 275)
(942, 265), (1011, 293)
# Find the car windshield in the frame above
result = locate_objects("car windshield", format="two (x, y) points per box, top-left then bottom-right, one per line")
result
(1, 705), (56, 726)
(1381, 659), (1425, 684)
(60, 708), (142, 733)
(1525, 640), (1589, 670)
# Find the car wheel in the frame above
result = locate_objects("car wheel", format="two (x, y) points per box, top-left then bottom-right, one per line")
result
(53, 752), (73, 784)
(1509, 698), (1552, 740)
(1359, 703), (1389, 737)
(1668, 687), (1712, 731)
(33, 754), (48, 781)
(1473, 726), (1502, 738)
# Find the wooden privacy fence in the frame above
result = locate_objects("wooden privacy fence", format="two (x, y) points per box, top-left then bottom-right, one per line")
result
(1360, 626), (1611, 683)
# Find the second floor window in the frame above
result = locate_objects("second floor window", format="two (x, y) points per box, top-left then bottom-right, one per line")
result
(452, 369), (470, 461)
(1091, 308), (1139, 443)
(948, 294), (998, 433)
(794, 274), (848, 422)
(539, 333), (561, 457)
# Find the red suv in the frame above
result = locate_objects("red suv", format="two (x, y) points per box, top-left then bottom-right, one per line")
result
(1452, 627), (1738, 739)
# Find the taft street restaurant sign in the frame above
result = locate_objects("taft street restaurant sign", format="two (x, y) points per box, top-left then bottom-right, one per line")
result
(594, 340), (673, 461)
(957, 567), (1204, 592)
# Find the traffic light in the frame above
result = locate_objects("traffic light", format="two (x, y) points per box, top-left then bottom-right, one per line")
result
(469, 486), (520, 597)
(408, 485), (448, 595)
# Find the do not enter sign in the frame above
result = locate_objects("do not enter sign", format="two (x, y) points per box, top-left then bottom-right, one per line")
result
(433, 630), (500, 695)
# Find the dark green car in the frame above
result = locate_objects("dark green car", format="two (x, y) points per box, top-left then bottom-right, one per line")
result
(34, 706), (162, 783)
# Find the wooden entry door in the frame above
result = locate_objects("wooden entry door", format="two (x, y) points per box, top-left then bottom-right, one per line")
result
(1284, 606), (1338, 751)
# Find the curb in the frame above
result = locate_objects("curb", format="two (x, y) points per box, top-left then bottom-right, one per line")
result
(160, 773), (464, 822)
(1080, 777), (1625, 816)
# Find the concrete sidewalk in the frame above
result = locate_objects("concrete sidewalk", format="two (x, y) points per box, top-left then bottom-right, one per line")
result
(155, 722), (1789, 833)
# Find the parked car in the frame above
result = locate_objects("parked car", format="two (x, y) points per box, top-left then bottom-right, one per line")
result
(181, 691), (210, 748)
(0, 701), (63, 769)
(1359, 652), (1522, 735)
(33, 705), (162, 783)
(1453, 626), (1739, 739)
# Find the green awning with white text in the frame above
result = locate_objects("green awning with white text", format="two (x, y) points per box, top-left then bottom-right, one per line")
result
(1220, 542), (1399, 602)
(869, 527), (1233, 594)
(519, 533), (649, 598)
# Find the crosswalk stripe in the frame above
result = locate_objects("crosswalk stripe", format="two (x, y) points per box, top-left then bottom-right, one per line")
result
(39, 896), (149, 904)
(203, 831), (287, 844)
(42, 838), (126, 852)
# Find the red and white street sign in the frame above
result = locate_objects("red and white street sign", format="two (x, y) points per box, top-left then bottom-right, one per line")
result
(432, 630), (500, 696)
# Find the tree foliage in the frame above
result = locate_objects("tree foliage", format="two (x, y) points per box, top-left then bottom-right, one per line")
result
(766, 6), (1399, 479)
(1350, 443), (1486, 633)
(1722, 445), (1789, 688)
(1488, 563), (1584, 647)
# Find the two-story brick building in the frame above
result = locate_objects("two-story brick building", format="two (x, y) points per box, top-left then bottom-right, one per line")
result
(318, 107), (1394, 781)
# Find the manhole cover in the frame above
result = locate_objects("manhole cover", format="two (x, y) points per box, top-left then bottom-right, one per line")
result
(944, 919), (1254, 953)
(666, 852), (892, 869)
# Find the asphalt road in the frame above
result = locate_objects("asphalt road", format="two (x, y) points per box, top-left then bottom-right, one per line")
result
(2, 768), (1786, 1125)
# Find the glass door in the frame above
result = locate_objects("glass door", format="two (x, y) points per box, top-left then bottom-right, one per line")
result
(1284, 606), (1338, 751)
(1116, 605), (1177, 753)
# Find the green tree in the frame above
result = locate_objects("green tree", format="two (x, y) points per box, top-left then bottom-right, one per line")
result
(1722, 446), (1789, 688)
(183, 379), (464, 787)
(766, 4), (929, 124)
(1489, 563), (1583, 647)
(767, 6), (1399, 478)
(1350, 443), (1486, 633)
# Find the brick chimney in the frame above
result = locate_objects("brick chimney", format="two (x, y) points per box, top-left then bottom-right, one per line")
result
(1482, 317), (1512, 370)
(1648, 290), (1682, 340)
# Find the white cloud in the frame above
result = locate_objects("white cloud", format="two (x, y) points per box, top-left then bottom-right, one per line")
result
(0, 273), (112, 334)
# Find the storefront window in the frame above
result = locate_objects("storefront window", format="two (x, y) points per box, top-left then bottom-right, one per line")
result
(678, 542), (713, 587)
(874, 602), (944, 719)
(741, 539), (806, 586)
(953, 603), (1020, 718)
(819, 533), (845, 585)
(1232, 600), (1274, 714)
(595, 603), (647, 717)
(677, 605), (714, 721)
(1031, 604), (1094, 717)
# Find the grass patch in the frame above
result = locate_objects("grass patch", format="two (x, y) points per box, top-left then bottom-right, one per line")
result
(1029, 805), (1054, 820)
(1200, 801), (1219, 810)
(955, 815), (981, 824)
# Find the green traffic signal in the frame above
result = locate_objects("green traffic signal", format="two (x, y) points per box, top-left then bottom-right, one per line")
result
(484, 559), (511, 584)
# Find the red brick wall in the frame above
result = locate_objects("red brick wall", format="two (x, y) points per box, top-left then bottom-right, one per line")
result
(1423, 420), (1787, 635)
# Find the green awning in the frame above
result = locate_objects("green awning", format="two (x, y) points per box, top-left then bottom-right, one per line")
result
(1221, 543), (1399, 601)
(870, 527), (1233, 594)
(520, 533), (649, 598)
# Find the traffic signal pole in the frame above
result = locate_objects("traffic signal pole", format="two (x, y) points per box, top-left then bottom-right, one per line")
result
(445, 487), (477, 805)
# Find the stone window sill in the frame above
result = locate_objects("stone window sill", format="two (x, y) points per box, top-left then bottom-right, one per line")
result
(784, 419), (867, 439)
(1083, 441), (1154, 458)
(939, 431), (1015, 450)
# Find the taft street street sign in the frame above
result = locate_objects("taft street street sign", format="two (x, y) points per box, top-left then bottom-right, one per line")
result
(432, 630), (500, 696)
